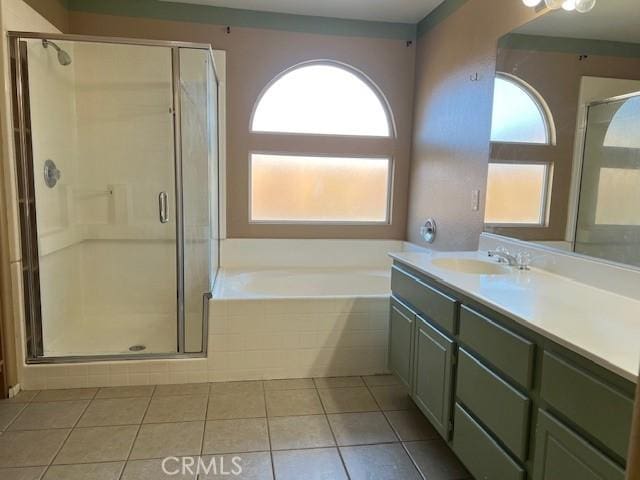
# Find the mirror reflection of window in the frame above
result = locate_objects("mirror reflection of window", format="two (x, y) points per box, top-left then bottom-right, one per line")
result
(490, 73), (554, 145)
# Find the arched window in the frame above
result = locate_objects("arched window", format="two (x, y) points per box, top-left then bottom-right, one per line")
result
(490, 73), (554, 145)
(249, 62), (395, 224)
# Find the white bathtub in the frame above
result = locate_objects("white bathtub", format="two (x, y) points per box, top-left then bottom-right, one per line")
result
(214, 268), (390, 298)
(209, 268), (391, 381)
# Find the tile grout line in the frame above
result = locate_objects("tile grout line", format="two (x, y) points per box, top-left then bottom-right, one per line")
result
(116, 385), (156, 480)
(319, 379), (353, 480)
(260, 381), (277, 480)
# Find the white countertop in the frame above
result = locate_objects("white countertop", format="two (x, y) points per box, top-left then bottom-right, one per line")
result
(390, 250), (640, 383)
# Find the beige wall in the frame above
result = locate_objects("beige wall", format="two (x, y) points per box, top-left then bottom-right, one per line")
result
(407, 0), (542, 250)
(23, 0), (68, 32)
(489, 48), (640, 241)
(66, 11), (416, 239)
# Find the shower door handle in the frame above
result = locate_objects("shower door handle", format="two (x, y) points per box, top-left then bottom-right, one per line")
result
(158, 192), (169, 224)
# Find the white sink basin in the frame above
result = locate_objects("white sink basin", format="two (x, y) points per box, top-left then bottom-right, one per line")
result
(431, 258), (511, 275)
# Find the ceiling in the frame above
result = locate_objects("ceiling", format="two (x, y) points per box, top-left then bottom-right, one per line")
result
(160, 0), (445, 23)
(516, 0), (640, 44)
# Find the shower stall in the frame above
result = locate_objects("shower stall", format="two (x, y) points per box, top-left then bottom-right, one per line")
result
(9, 32), (220, 361)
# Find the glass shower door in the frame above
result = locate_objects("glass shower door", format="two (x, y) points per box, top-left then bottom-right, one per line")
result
(574, 93), (640, 266)
(16, 38), (178, 356)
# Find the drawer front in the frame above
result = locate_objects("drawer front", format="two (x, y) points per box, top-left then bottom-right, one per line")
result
(540, 352), (633, 460)
(452, 403), (526, 480)
(388, 297), (415, 389)
(459, 305), (535, 388)
(413, 315), (455, 439)
(391, 265), (457, 334)
(456, 349), (531, 461)
(533, 410), (625, 480)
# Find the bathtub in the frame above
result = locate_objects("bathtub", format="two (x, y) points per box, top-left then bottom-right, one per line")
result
(209, 268), (391, 381)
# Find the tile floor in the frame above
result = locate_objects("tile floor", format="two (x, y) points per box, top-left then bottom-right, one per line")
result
(0, 375), (471, 479)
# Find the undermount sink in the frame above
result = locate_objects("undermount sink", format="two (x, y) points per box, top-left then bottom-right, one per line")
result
(431, 258), (511, 275)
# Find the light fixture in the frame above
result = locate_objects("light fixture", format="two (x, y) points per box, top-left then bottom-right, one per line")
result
(522, 0), (596, 13)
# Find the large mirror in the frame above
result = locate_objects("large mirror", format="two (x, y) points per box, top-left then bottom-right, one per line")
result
(485, 1), (640, 267)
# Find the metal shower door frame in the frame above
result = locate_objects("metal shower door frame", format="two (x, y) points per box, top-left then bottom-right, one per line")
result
(8, 31), (218, 363)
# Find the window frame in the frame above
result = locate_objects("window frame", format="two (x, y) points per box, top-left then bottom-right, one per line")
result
(248, 151), (394, 225)
(484, 160), (553, 228)
(490, 72), (556, 146)
(249, 60), (397, 139)
(247, 60), (397, 226)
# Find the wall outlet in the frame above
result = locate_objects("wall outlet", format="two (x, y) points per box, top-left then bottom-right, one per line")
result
(471, 189), (480, 211)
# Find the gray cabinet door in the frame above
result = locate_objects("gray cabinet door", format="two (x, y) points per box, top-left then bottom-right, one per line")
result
(388, 300), (415, 389)
(413, 314), (454, 439)
(533, 410), (625, 480)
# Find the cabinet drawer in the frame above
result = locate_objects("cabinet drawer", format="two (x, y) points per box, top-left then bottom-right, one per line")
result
(452, 403), (525, 480)
(388, 297), (415, 389)
(540, 352), (633, 460)
(456, 349), (530, 461)
(533, 410), (625, 480)
(459, 306), (534, 388)
(391, 265), (457, 334)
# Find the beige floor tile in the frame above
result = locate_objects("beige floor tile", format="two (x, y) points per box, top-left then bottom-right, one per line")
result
(0, 429), (70, 467)
(33, 389), (97, 403)
(144, 395), (207, 423)
(9, 401), (88, 431)
(318, 387), (379, 414)
(203, 418), (269, 454)
(0, 404), (26, 431)
(0, 466), (46, 480)
(208, 392), (266, 420)
(273, 448), (347, 480)
(96, 386), (155, 399)
(42, 462), (124, 480)
(0, 391), (39, 404)
(265, 389), (323, 417)
(209, 381), (264, 395)
(199, 452), (273, 479)
(362, 375), (401, 387)
(130, 421), (204, 460)
(78, 398), (150, 427)
(313, 377), (364, 389)
(328, 412), (397, 446)
(53, 425), (137, 464)
(264, 379), (315, 390)
(154, 383), (209, 396)
(268, 415), (335, 450)
(369, 385), (415, 411)
(121, 458), (196, 480)
(341, 443), (421, 480)
(405, 440), (470, 480)
(385, 410), (439, 441)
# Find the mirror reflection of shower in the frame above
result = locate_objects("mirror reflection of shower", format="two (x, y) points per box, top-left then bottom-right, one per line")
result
(42, 39), (72, 66)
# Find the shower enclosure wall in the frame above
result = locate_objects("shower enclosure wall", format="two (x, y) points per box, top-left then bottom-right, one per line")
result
(9, 32), (219, 361)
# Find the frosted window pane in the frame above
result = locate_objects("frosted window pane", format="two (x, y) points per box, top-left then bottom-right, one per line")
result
(252, 64), (390, 136)
(250, 154), (390, 222)
(595, 168), (640, 225)
(485, 163), (547, 224)
(491, 77), (548, 144)
(603, 96), (640, 149)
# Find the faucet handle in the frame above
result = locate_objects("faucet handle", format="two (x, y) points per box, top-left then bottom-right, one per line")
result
(516, 251), (532, 271)
(491, 245), (509, 263)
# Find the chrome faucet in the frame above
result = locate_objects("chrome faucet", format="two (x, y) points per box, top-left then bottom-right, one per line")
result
(488, 249), (518, 266)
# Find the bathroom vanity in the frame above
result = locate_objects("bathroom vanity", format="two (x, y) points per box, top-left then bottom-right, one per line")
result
(388, 252), (637, 480)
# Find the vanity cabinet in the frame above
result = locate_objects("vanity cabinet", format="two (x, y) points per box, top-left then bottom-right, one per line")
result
(388, 261), (635, 480)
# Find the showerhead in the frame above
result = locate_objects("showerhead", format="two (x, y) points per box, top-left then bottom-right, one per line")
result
(42, 39), (72, 66)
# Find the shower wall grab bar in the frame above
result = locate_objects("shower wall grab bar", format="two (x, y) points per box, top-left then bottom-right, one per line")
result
(158, 192), (169, 223)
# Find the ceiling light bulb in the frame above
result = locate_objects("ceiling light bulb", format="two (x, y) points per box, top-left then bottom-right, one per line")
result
(575, 0), (596, 13)
(562, 0), (576, 11)
(522, 0), (543, 6)
(544, 0), (564, 9)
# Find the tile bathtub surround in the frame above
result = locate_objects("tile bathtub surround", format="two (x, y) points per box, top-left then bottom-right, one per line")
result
(0, 377), (471, 479)
(209, 296), (391, 381)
